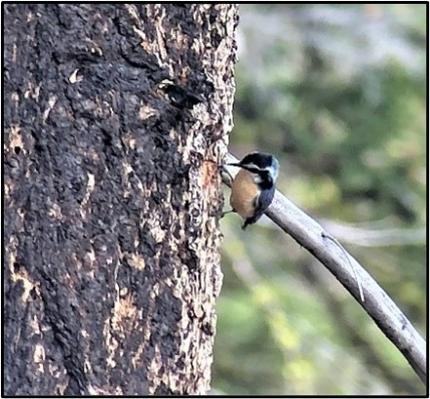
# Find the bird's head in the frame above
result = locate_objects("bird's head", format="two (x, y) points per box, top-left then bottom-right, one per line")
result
(229, 152), (279, 185)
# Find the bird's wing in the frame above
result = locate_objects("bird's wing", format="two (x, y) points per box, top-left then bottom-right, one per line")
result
(254, 188), (275, 220)
(242, 188), (275, 229)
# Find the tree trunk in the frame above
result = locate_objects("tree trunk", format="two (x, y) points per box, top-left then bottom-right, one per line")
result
(4, 4), (237, 395)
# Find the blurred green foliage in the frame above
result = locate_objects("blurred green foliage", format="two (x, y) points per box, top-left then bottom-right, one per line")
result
(213, 4), (426, 395)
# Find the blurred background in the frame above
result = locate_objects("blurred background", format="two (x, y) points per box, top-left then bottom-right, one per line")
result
(213, 4), (427, 395)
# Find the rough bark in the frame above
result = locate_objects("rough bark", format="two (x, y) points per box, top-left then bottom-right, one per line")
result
(4, 4), (237, 395)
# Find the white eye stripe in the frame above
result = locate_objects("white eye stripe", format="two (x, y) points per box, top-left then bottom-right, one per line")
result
(242, 162), (259, 169)
(242, 161), (279, 181)
(244, 162), (268, 171)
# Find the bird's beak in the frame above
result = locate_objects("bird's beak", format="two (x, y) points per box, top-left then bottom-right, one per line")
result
(227, 162), (242, 167)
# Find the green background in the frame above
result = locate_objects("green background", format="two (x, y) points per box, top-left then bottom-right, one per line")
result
(213, 4), (427, 395)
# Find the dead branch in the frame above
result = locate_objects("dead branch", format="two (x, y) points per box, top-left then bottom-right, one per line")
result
(222, 153), (426, 384)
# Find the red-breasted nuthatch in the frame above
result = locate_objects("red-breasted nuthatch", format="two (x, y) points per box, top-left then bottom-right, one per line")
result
(227, 152), (279, 230)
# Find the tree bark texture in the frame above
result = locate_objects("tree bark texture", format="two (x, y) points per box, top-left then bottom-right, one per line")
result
(4, 4), (237, 395)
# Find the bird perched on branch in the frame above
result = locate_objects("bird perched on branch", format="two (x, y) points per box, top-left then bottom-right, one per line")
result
(226, 152), (279, 230)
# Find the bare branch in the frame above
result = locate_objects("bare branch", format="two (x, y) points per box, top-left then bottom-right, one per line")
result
(222, 153), (426, 384)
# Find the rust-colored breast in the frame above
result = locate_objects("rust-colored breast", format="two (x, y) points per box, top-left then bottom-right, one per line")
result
(230, 169), (259, 219)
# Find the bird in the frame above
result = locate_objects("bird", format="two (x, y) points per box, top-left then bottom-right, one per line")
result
(226, 152), (279, 230)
